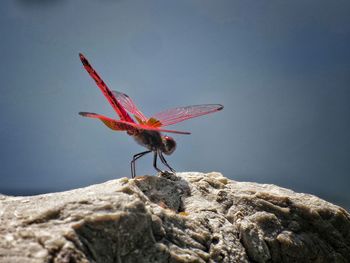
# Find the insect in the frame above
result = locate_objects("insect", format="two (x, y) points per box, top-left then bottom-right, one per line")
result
(78, 53), (223, 178)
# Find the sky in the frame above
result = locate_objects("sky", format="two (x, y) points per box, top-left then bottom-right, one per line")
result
(0, 0), (349, 210)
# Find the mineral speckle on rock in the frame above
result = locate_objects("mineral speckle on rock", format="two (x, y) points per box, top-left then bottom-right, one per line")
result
(0, 172), (349, 263)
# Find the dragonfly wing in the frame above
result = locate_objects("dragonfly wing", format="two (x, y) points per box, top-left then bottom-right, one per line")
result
(79, 112), (133, 131)
(79, 112), (190, 134)
(150, 104), (223, 127)
(138, 126), (191, 135)
(79, 53), (135, 123)
(112, 90), (148, 123)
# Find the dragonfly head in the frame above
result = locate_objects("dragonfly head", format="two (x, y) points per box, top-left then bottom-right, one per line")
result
(162, 135), (176, 155)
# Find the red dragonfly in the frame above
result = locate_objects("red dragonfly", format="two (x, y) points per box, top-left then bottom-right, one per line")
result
(78, 53), (223, 178)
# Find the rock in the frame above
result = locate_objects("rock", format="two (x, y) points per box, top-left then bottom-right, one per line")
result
(0, 172), (349, 263)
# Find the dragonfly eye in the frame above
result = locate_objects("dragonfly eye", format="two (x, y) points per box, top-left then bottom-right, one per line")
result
(162, 136), (176, 155)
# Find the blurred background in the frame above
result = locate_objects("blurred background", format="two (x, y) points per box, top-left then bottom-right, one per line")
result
(0, 0), (349, 210)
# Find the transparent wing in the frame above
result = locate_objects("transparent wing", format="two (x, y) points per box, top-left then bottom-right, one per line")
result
(112, 91), (148, 123)
(79, 53), (134, 123)
(79, 112), (190, 135)
(150, 104), (224, 127)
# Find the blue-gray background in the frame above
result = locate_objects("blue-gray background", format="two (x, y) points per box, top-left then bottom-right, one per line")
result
(0, 1), (349, 210)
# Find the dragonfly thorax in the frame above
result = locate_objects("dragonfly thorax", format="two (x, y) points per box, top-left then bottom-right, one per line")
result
(132, 130), (176, 155)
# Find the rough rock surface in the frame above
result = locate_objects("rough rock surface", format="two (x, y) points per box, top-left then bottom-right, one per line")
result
(0, 172), (349, 263)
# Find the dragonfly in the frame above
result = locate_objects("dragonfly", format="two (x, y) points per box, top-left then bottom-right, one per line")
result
(78, 53), (223, 178)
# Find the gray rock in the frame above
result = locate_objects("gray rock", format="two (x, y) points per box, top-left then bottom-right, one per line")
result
(0, 172), (349, 263)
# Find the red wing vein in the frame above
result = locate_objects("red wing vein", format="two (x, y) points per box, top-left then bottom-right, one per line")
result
(112, 91), (148, 122)
(151, 104), (223, 127)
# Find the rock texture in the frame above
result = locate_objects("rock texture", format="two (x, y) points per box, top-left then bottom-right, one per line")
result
(0, 172), (349, 263)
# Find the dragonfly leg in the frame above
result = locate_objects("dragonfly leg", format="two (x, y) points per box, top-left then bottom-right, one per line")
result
(131, 150), (151, 178)
(153, 151), (163, 173)
(158, 150), (176, 173)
